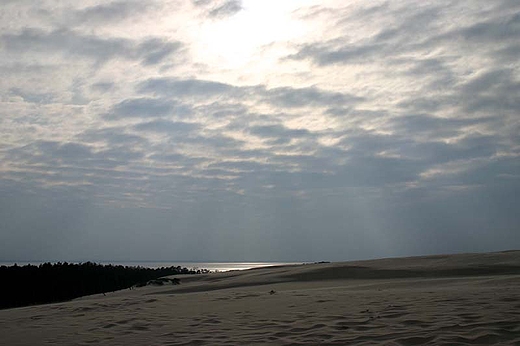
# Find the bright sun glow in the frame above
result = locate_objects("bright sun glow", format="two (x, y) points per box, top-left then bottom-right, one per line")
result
(192, 1), (312, 69)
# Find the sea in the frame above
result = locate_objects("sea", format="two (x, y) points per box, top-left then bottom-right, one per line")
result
(0, 261), (300, 272)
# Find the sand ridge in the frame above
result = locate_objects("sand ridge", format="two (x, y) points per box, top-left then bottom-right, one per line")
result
(1, 250), (519, 345)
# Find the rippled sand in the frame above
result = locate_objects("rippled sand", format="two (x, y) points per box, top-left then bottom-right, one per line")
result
(1, 251), (520, 345)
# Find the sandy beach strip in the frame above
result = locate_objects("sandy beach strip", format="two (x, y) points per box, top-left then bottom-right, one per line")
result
(1, 250), (519, 345)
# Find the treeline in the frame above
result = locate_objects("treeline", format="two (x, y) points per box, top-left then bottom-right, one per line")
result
(0, 262), (201, 310)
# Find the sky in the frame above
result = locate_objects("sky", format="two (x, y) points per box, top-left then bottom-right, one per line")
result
(0, 0), (519, 262)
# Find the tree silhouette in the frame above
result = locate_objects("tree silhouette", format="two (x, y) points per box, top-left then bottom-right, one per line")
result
(0, 262), (199, 309)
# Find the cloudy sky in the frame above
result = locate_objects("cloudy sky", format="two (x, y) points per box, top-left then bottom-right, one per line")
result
(1, 0), (519, 262)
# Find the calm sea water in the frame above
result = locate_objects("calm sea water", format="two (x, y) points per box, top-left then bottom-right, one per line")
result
(0, 261), (300, 272)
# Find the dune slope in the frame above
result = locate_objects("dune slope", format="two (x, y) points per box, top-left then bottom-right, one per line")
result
(1, 250), (519, 345)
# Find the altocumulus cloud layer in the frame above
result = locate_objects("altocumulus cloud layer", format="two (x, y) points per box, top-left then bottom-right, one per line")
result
(0, 0), (519, 262)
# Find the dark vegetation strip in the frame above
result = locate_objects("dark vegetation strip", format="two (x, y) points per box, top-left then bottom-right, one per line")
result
(0, 262), (204, 310)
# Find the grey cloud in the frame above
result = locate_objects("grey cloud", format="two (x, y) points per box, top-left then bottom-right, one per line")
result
(208, 160), (275, 173)
(138, 38), (182, 66)
(337, 156), (422, 187)
(404, 58), (449, 76)
(97, 147), (144, 162)
(494, 44), (520, 62)
(397, 57), (455, 89)
(8, 141), (94, 166)
(397, 96), (454, 113)
(192, 0), (242, 18)
(132, 119), (244, 151)
(390, 115), (495, 138)
(459, 68), (520, 114)
(90, 82), (115, 93)
(188, 133), (245, 149)
(456, 158), (520, 186)
(289, 5), (442, 66)
(107, 98), (177, 119)
(411, 10), (520, 54)
(0, 28), (182, 66)
(221, 148), (270, 160)
(405, 136), (499, 166)
(340, 124), (501, 167)
(462, 69), (514, 94)
(74, 1), (152, 24)
(148, 152), (207, 167)
(213, 132), (431, 191)
(338, 131), (403, 155)
(198, 168), (238, 178)
(78, 127), (148, 147)
(52, 142), (93, 162)
(264, 86), (363, 108)
(250, 124), (311, 140)
(290, 3), (520, 68)
(417, 156), (520, 191)
(269, 153), (341, 174)
(139, 78), (363, 109)
(208, 0), (242, 18)
(8, 137), (146, 175)
(458, 13), (520, 42)
(1, 28), (128, 60)
(192, 0), (212, 7)
(288, 42), (384, 66)
(393, 61), (519, 114)
(194, 102), (249, 119)
(229, 155), (420, 192)
(138, 78), (235, 97)
(371, 5), (442, 42)
(324, 108), (349, 117)
(9, 87), (55, 104)
(348, 2), (390, 19)
(134, 119), (199, 133)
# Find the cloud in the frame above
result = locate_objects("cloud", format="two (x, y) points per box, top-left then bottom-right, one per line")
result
(7, 139), (145, 172)
(459, 68), (520, 114)
(73, 1), (154, 24)
(138, 39), (183, 66)
(106, 98), (178, 119)
(138, 78), (363, 110)
(134, 119), (199, 133)
(249, 124), (311, 140)
(0, 28), (182, 66)
(389, 115), (495, 138)
(138, 78), (236, 97)
(192, 0), (242, 18)
(288, 42), (382, 66)
(455, 12), (520, 42)
(90, 82), (115, 93)
(208, 0), (242, 18)
(288, 4), (443, 66)
(7, 141), (94, 166)
(263, 86), (363, 108)
(9, 87), (56, 104)
(192, 0), (212, 7)
(288, 2), (520, 70)
(78, 127), (145, 144)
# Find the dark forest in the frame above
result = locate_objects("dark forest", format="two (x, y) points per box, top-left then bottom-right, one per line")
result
(0, 262), (201, 309)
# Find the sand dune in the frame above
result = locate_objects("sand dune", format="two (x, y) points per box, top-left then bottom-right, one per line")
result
(1, 250), (520, 345)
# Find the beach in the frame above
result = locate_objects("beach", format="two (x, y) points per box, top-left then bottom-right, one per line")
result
(1, 251), (519, 345)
